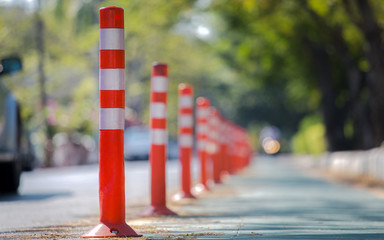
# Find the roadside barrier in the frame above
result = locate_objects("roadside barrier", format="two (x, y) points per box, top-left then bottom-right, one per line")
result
(233, 126), (250, 172)
(193, 97), (211, 193)
(141, 62), (177, 216)
(243, 130), (252, 168)
(173, 83), (196, 200)
(83, 6), (141, 238)
(309, 148), (384, 182)
(240, 128), (248, 169)
(208, 107), (222, 184)
(226, 122), (251, 174)
(82, 7), (256, 238)
(219, 118), (229, 179)
(226, 123), (236, 174)
(234, 126), (243, 172)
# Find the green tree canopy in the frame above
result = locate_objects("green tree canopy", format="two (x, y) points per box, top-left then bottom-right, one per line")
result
(207, 0), (384, 152)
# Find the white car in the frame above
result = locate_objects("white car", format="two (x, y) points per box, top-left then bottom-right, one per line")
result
(124, 126), (179, 160)
(124, 126), (150, 160)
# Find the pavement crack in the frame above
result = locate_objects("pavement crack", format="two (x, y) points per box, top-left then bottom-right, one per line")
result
(232, 219), (244, 239)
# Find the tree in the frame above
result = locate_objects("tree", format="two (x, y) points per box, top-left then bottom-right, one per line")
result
(342, 0), (384, 146)
(1, 0), (238, 164)
(209, 0), (384, 151)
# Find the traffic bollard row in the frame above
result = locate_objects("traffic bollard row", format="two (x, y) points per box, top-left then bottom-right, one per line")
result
(84, 5), (253, 238)
(191, 96), (252, 195)
(208, 108), (222, 184)
(203, 107), (252, 185)
(83, 6), (141, 238)
(194, 97), (211, 193)
(141, 62), (177, 216)
(173, 84), (196, 200)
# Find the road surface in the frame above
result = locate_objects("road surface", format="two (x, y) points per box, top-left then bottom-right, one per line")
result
(1, 155), (384, 239)
(0, 159), (186, 232)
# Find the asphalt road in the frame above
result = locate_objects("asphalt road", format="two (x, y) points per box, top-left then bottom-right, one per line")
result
(0, 159), (186, 232)
(1, 155), (384, 239)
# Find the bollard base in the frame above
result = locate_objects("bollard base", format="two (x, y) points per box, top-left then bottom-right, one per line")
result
(140, 205), (177, 217)
(172, 191), (196, 202)
(221, 171), (230, 181)
(82, 222), (142, 238)
(191, 183), (210, 195)
(214, 179), (223, 184)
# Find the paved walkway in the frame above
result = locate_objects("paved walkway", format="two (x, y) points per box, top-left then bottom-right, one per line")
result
(2, 155), (384, 239)
(132, 156), (384, 239)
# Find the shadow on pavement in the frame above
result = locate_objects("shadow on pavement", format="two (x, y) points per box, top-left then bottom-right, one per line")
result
(0, 192), (71, 202)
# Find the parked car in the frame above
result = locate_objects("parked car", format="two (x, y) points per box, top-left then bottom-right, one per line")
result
(0, 57), (36, 193)
(124, 126), (179, 160)
(124, 126), (150, 160)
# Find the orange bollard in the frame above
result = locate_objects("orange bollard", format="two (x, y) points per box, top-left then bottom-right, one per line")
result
(235, 126), (248, 172)
(245, 133), (253, 166)
(234, 126), (244, 173)
(242, 130), (250, 169)
(221, 120), (231, 175)
(239, 128), (250, 169)
(228, 122), (238, 175)
(242, 130), (253, 168)
(193, 97), (211, 193)
(82, 7), (141, 238)
(218, 118), (229, 180)
(173, 84), (196, 201)
(208, 107), (222, 184)
(141, 63), (177, 216)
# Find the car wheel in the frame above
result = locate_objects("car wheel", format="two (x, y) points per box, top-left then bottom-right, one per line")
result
(0, 161), (21, 193)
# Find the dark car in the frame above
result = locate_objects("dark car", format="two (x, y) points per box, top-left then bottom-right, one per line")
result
(0, 57), (36, 193)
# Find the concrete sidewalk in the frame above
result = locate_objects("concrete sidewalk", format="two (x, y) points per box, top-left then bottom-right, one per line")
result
(2, 155), (384, 239)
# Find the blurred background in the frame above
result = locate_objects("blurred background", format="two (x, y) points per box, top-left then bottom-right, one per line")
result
(1, 0), (384, 168)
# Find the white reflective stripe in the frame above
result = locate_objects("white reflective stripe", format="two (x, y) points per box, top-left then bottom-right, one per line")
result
(196, 108), (209, 119)
(100, 108), (124, 130)
(151, 129), (167, 145)
(151, 76), (168, 92)
(179, 134), (193, 147)
(150, 102), (167, 119)
(99, 69), (125, 90)
(207, 142), (218, 154)
(197, 140), (207, 151)
(196, 124), (208, 134)
(100, 28), (124, 50)
(179, 95), (193, 108)
(179, 114), (193, 127)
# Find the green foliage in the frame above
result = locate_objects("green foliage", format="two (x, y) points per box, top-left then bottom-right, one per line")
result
(1, 0), (236, 145)
(98, 0), (237, 137)
(208, 0), (384, 151)
(292, 115), (327, 154)
(3, 0), (380, 157)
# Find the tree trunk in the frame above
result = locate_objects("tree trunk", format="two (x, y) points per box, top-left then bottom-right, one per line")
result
(330, 26), (374, 150)
(305, 2), (374, 150)
(345, 0), (384, 146)
(35, 1), (52, 167)
(304, 39), (348, 151)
